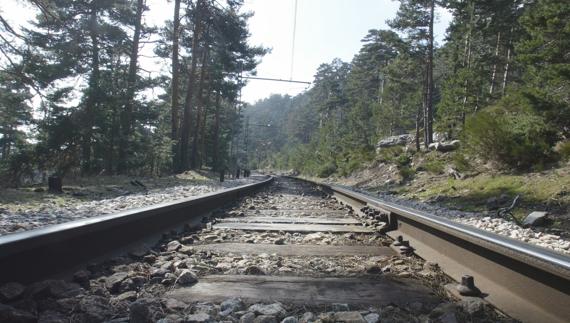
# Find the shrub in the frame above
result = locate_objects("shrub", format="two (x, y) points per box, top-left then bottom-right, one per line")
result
(399, 166), (415, 180)
(317, 162), (337, 178)
(377, 146), (404, 163)
(424, 160), (445, 174)
(464, 98), (557, 170)
(452, 152), (471, 172)
(556, 141), (570, 162)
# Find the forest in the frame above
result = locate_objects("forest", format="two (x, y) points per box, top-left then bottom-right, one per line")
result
(245, 0), (570, 177)
(0, 0), (569, 186)
(0, 0), (265, 185)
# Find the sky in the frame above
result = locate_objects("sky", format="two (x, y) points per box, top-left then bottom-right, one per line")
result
(1, 0), (452, 104)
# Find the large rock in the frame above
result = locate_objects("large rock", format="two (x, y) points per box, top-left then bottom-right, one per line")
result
(523, 211), (548, 227)
(428, 140), (460, 152)
(376, 134), (412, 148)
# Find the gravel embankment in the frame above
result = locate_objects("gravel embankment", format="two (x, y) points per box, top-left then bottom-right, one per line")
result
(0, 178), (258, 236)
(369, 190), (570, 255)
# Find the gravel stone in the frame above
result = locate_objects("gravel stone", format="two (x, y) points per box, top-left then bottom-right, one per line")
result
(0, 303), (36, 323)
(77, 295), (113, 322)
(0, 282), (25, 302)
(248, 303), (287, 317)
(129, 298), (160, 323)
(185, 313), (213, 322)
(240, 312), (256, 323)
(112, 291), (137, 302)
(27, 279), (83, 299)
(105, 272), (129, 293)
(254, 315), (278, 323)
(38, 310), (67, 323)
(0, 178), (255, 236)
(281, 316), (298, 323)
(333, 311), (366, 323)
(460, 297), (486, 316)
(220, 298), (244, 315)
(300, 312), (315, 323)
(167, 240), (182, 251)
(176, 269), (198, 285)
(363, 313), (380, 323)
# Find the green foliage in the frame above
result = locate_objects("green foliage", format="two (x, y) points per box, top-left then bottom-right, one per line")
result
(424, 160), (445, 174)
(452, 152), (471, 172)
(516, 0), (570, 137)
(317, 162), (337, 178)
(336, 149), (375, 177)
(556, 141), (570, 162)
(0, 148), (36, 187)
(399, 166), (415, 180)
(464, 96), (557, 169)
(377, 146), (405, 163)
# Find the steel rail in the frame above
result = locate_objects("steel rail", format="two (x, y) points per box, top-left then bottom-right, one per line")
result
(291, 177), (570, 323)
(0, 176), (274, 284)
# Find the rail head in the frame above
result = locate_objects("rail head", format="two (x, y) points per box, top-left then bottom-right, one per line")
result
(290, 176), (570, 323)
(0, 175), (274, 283)
(290, 177), (570, 278)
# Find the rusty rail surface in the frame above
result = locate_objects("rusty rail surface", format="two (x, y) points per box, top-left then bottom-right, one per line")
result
(292, 177), (570, 323)
(0, 176), (273, 284)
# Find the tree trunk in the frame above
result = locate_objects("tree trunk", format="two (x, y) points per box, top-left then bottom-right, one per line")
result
(415, 103), (422, 151)
(212, 92), (221, 171)
(423, 0), (435, 147)
(82, 4), (100, 174)
(461, 0), (474, 124)
(199, 88), (211, 169)
(179, 0), (205, 171)
(501, 29), (513, 96)
(489, 31), (501, 95)
(118, 0), (144, 174)
(191, 43), (209, 169)
(170, 0), (181, 170)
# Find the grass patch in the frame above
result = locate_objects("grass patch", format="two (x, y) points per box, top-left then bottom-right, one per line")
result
(407, 171), (570, 214)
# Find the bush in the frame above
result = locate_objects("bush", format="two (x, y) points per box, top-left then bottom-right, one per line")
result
(0, 149), (36, 187)
(377, 146), (404, 163)
(424, 160), (445, 174)
(337, 148), (375, 176)
(399, 166), (415, 180)
(464, 98), (557, 170)
(556, 141), (570, 162)
(317, 162), (337, 178)
(452, 152), (471, 172)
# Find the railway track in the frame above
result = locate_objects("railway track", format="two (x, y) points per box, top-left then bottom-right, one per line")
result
(0, 176), (568, 322)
